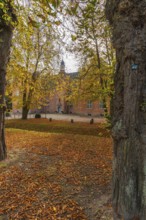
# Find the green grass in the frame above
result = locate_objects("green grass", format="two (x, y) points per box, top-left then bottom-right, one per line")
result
(5, 119), (110, 137)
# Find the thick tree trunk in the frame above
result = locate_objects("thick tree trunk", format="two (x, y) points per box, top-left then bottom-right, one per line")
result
(0, 28), (13, 160)
(106, 1), (146, 219)
(22, 106), (29, 120)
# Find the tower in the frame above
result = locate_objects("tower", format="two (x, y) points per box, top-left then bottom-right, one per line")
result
(60, 60), (65, 74)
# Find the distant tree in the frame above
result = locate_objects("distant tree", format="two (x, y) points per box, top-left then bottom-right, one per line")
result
(64, 0), (115, 116)
(7, 15), (57, 119)
(7, 1), (62, 120)
(0, 0), (62, 160)
(73, 55), (114, 112)
(0, 1), (16, 161)
(106, 0), (146, 219)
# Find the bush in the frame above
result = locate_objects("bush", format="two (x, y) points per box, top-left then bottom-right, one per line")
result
(90, 118), (94, 124)
(6, 112), (11, 117)
(71, 119), (74, 123)
(35, 114), (41, 118)
(49, 118), (52, 122)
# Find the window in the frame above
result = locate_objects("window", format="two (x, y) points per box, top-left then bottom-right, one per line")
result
(99, 101), (104, 109)
(87, 100), (93, 109)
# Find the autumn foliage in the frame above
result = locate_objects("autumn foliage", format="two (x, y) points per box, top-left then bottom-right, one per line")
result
(0, 119), (112, 219)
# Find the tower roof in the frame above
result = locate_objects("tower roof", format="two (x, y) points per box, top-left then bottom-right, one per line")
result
(60, 60), (65, 74)
(61, 60), (65, 66)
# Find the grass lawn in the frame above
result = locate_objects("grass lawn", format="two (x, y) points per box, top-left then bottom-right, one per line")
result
(0, 119), (113, 220)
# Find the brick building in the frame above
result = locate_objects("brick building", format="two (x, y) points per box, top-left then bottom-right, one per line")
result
(41, 60), (105, 117)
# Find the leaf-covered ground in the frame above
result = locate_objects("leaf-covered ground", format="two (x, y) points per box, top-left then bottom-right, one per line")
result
(0, 119), (113, 220)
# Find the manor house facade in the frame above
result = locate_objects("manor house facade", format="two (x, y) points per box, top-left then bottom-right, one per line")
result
(40, 60), (105, 117)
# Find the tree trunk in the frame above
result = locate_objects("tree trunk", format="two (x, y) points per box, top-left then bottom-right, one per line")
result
(22, 89), (34, 120)
(22, 91), (28, 119)
(22, 92), (29, 120)
(0, 27), (13, 160)
(106, 1), (146, 219)
(22, 106), (29, 120)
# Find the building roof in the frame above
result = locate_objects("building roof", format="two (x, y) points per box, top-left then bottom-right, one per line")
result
(66, 72), (78, 79)
(61, 60), (65, 66)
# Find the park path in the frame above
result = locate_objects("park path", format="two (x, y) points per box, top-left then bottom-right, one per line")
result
(6, 113), (105, 123)
(43, 114), (105, 123)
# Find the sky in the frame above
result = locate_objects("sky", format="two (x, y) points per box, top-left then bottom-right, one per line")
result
(20, 0), (80, 73)
(62, 53), (80, 73)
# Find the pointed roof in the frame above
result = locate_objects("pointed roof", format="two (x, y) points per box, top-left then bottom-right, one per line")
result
(61, 60), (65, 66)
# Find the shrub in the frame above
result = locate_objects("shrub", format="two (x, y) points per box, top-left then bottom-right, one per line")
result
(49, 118), (52, 122)
(35, 114), (41, 118)
(6, 112), (11, 117)
(90, 118), (94, 124)
(71, 119), (74, 123)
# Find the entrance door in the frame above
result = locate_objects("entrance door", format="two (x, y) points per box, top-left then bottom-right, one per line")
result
(58, 106), (62, 113)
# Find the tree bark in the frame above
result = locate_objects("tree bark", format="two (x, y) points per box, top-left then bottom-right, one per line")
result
(0, 2), (16, 160)
(22, 91), (29, 120)
(0, 27), (13, 160)
(22, 106), (29, 120)
(22, 87), (34, 120)
(106, 1), (146, 219)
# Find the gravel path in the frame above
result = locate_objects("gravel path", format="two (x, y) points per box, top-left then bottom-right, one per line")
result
(6, 113), (106, 123)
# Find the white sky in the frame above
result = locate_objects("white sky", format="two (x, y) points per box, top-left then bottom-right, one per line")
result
(19, 0), (80, 73)
(63, 53), (79, 73)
